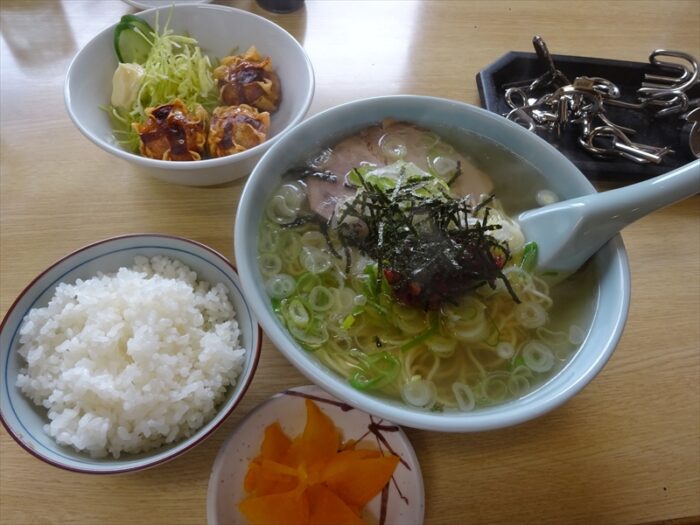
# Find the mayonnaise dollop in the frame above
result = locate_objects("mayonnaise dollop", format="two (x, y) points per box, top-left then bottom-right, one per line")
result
(111, 63), (144, 109)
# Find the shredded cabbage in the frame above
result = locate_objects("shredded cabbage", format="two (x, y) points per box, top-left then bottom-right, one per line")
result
(109, 13), (219, 152)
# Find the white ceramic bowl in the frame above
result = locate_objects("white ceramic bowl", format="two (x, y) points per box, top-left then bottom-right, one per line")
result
(0, 234), (262, 473)
(207, 385), (425, 525)
(234, 95), (631, 432)
(65, 4), (314, 186)
(123, 0), (211, 11)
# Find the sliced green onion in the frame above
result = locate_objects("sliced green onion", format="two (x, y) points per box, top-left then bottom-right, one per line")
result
(333, 287), (357, 312)
(452, 382), (476, 412)
(349, 351), (400, 390)
(522, 341), (554, 373)
(341, 314), (356, 330)
(259, 223), (280, 253)
(480, 373), (509, 403)
(346, 165), (376, 187)
(511, 355), (526, 370)
(378, 132), (408, 160)
(266, 195), (298, 225)
(520, 241), (538, 273)
(430, 156), (459, 180)
(277, 183), (306, 211)
(400, 377), (437, 408)
(361, 263), (379, 300)
(536, 327), (568, 347)
(300, 246), (332, 274)
(279, 231), (302, 260)
(308, 286), (334, 312)
(365, 299), (388, 317)
(482, 376), (508, 401)
(341, 305), (365, 330)
(295, 272), (321, 294)
(288, 316), (328, 347)
(446, 297), (489, 342)
(515, 301), (547, 329)
(569, 325), (585, 345)
(301, 231), (326, 249)
(401, 313), (439, 352)
(508, 374), (531, 397)
(258, 253), (282, 277)
(286, 298), (310, 328)
(496, 342), (515, 359)
(425, 334), (457, 356)
(265, 274), (295, 299)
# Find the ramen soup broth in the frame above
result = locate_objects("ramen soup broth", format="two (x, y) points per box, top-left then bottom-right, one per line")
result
(258, 122), (597, 412)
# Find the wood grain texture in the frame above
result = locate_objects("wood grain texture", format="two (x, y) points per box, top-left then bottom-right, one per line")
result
(1, 1), (699, 524)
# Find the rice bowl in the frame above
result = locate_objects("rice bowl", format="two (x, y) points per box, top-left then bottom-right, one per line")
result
(0, 234), (262, 473)
(17, 255), (245, 459)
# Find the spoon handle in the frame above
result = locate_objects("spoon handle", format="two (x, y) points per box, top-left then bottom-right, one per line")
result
(518, 159), (700, 275)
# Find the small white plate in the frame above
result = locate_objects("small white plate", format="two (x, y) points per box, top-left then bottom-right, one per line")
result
(123, 0), (211, 11)
(207, 385), (425, 525)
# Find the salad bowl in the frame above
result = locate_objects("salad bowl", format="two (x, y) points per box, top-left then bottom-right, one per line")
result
(65, 4), (314, 186)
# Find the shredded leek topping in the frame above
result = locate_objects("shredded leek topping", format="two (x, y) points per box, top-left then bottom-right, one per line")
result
(109, 13), (218, 152)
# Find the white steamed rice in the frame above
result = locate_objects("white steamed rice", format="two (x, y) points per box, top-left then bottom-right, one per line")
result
(16, 255), (246, 459)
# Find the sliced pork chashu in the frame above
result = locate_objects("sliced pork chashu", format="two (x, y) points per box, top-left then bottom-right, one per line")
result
(305, 121), (494, 220)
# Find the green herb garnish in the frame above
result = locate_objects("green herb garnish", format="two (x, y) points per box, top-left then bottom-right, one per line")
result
(337, 165), (519, 309)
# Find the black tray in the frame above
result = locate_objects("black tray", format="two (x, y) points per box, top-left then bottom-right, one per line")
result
(476, 51), (698, 183)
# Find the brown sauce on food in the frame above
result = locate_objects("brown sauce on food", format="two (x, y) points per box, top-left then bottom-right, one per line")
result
(134, 100), (206, 161)
(207, 105), (269, 157)
(235, 63), (265, 84)
(213, 47), (281, 112)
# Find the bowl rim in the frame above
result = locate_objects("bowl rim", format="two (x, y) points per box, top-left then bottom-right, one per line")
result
(123, 0), (213, 10)
(63, 3), (315, 171)
(234, 94), (631, 432)
(0, 233), (263, 474)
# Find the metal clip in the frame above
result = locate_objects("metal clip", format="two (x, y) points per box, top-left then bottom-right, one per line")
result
(581, 126), (673, 164)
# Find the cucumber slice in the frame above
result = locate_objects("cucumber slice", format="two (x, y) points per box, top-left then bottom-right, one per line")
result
(119, 14), (154, 35)
(114, 16), (154, 64)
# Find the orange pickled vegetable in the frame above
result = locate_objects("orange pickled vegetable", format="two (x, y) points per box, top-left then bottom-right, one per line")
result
(322, 451), (400, 508)
(244, 460), (298, 496)
(238, 399), (400, 525)
(238, 484), (309, 525)
(307, 484), (365, 525)
(260, 421), (292, 462)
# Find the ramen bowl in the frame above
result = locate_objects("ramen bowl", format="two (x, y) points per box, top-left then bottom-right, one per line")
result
(64, 3), (314, 186)
(0, 234), (262, 473)
(234, 95), (630, 432)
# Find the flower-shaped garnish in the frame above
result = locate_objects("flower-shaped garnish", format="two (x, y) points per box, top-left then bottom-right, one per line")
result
(239, 399), (400, 524)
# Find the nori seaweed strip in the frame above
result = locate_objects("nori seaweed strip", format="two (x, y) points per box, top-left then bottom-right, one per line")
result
(446, 161), (462, 186)
(343, 243), (352, 275)
(286, 166), (337, 182)
(336, 174), (520, 309)
(280, 215), (317, 229)
(475, 193), (496, 212)
(319, 220), (342, 259)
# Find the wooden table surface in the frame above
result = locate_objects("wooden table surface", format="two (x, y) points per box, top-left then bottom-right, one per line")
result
(1, 1), (699, 524)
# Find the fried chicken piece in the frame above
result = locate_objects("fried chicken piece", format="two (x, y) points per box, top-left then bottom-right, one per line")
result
(134, 99), (208, 161)
(207, 104), (270, 158)
(213, 46), (281, 112)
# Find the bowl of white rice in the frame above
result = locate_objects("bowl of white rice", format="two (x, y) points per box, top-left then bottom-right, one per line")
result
(0, 234), (261, 474)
